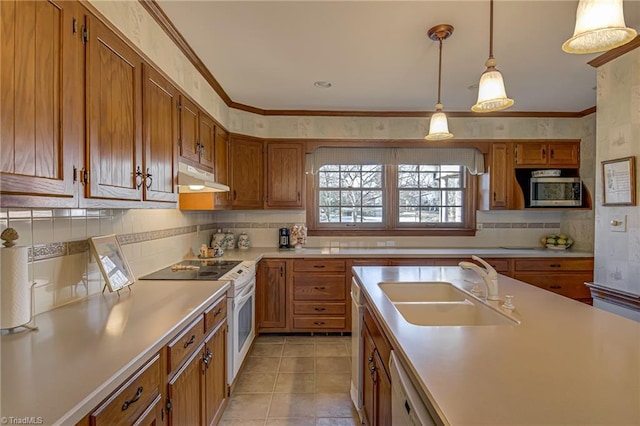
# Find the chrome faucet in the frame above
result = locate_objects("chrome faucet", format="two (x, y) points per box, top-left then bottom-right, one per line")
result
(458, 255), (499, 301)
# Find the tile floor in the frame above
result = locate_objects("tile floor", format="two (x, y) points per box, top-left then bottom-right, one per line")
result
(219, 335), (360, 425)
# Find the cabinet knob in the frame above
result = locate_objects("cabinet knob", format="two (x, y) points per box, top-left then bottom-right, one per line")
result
(313, 321), (325, 326)
(213, 307), (223, 317)
(135, 166), (144, 189)
(183, 334), (196, 348)
(314, 286), (326, 291)
(314, 307), (326, 312)
(145, 168), (153, 189)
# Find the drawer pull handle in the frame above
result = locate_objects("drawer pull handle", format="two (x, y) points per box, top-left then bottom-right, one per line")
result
(549, 264), (561, 268)
(550, 285), (562, 289)
(314, 321), (325, 326)
(121, 386), (143, 411)
(314, 307), (326, 311)
(213, 307), (223, 317)
(313, 265), (326, 269)
(314, 286), (326, 291)
(183, 334), (196, 348)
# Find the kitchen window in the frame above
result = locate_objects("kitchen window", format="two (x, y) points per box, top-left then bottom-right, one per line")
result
(307, 147), (481, 236)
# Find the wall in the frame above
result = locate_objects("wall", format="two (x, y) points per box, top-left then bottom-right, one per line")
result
(593, 48), (640, 299)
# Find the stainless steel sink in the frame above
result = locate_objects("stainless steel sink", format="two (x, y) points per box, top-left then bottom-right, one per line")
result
(393, 300), (518, 326)
(378, 282), (468, 302)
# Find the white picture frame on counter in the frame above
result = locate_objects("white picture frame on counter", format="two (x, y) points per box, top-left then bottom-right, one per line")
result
(88, 234), (136, 293)
(602, 156), (636, 206)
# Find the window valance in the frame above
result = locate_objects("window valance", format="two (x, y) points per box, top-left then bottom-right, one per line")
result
(306, 147), (485, 175)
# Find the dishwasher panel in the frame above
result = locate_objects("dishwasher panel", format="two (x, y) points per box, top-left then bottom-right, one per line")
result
(390, 351), (436, 426)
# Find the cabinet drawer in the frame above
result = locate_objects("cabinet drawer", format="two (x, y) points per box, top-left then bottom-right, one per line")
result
(293, 260), (346, 272)
(90, 355), (161, 426)
(430, 258), (510, 273)
(294, 302), (346, 315)
(204, 296), (227, 333)
(293, 317), (346, 330)
(389, 258), (434, 266)
(514, 258), (593, 272)
(514, 272), (593, 299)
(167, 316), (205, 374)
(293, 276), (345, 300)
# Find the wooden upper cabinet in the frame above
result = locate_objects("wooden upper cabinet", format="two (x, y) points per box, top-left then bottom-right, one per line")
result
(230, 135), (263, 209)
(85, 15), (143, 201)
(265, 142), (305, 209)
(198, 114), (215, 170)
(142, 64), (178, 203)
(214, 127), (231, 209)
(515, 141), (580, 168)
(0, 0), (83, 206)
(178, 95), (200, 165)
(489, 143), (514, 209)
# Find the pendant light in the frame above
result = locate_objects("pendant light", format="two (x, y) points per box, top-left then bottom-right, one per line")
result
(425, 24), (454, 141)
(562, 0), (637, 54)
(471, 0), (514, 113)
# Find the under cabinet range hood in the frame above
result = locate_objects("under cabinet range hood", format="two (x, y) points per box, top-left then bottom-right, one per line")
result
(178, 162), (229, 193)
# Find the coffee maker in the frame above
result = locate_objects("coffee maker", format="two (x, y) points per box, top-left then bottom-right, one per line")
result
(278, 228), (291, 249)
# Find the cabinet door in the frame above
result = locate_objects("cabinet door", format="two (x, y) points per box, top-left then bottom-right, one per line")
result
(167, 345), (204, 426)
(203, 324), (227, 426)
(198, 114), (215, 170)
(515, 142), (547, 166)
(86, 16), (142, 201)
(230, 136), (263, 209)
(265, 142), (304, 209)
(374, 350), (392, 426)
(143, 65), (178, 203)
(256, 260), (287, 330)
(362, 324), (376, 426)
(213, 127), (231, 208)
(548, 142), (579, 167)
(489, 143), (513, 209)
(0, 0), (82, 206)
(133, 394), (164, 426)
(179, 96), (200, 164)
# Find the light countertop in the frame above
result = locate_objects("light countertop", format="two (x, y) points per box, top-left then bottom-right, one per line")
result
(0, 280), (230, 425)
(353, 266), (640, 425)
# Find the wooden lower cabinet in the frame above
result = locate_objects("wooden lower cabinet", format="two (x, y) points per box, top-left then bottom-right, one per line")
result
(203, 322), (227, 426)
(257, 259), (288, 332)
(167, 343), (204, 426)
(513, 257), (593, 304)
(133, 394), (164, 426)
(361, 316), (391, 426)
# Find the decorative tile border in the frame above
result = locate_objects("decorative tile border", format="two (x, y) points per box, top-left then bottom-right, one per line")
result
(480, 222), (560, 229)
(31, 243), (67, 261)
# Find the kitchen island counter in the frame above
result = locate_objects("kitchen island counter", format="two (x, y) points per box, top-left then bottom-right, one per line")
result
(353, 266), (640, 425)
(0, 280), (230, 425)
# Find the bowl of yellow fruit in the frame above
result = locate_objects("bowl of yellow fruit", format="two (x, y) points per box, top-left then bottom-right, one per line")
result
(541, 234), (574, 250)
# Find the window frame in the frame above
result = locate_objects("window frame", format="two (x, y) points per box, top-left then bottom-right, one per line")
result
(306, 163), (477, 237)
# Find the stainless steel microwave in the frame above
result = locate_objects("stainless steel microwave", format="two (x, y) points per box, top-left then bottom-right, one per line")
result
(530, 177), (582, 207)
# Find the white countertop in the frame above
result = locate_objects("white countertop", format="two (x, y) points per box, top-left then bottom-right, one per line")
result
(0, 280), (230, 425)
(207, 246), (593, 262)
(353, 266), (640, 425)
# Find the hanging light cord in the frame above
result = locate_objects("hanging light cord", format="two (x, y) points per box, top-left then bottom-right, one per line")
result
(488, 0), (494, 60)
(437, 38), (443, 105)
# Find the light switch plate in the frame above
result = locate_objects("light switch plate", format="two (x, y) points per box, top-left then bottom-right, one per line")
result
(610, 215), (627, 232)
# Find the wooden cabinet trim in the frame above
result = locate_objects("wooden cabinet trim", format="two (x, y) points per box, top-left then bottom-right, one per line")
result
(166, 315), (205, 374)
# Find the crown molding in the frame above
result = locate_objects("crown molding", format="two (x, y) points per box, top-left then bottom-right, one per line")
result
(139, 0), (598, 120)
(588, 35), (640, 68)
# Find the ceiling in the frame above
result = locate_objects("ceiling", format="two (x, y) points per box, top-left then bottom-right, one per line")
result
(157, 1), (640, 113)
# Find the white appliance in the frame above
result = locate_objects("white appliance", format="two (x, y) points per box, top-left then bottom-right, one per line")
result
(390, 351), (436, 426)
(220, 261), (256, 384)
(350, 277), (365, 421)
(178, 162), (230, 193)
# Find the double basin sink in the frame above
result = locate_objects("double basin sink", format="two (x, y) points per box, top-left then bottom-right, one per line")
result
(379, 282), (518, 326)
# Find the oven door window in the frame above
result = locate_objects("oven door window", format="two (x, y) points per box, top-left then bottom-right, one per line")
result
(237, 292), (254, 352)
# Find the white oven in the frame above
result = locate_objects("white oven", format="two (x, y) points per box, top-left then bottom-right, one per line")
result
(222, 261), (256, 384)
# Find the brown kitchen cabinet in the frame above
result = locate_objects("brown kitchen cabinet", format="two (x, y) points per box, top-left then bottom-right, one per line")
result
(213, 127), (231, 209)
(167, 342), (204, 426)
(0, 0), (84, 207)
(265, 142), (305, 209)
(257, 259), (288, 332)
(291, 259), (348, 332)
(488, 142), (518, 209)
(515, 141), (580, 168)
(513, 257), (593, 304)
(178, 95), (216, 172)
(202, 322), (227, 426)
(230, 135), (264, 209)
(362, 306), (392, 426)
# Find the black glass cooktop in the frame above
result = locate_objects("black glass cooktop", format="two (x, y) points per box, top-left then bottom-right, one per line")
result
(139, 260), (241, 281)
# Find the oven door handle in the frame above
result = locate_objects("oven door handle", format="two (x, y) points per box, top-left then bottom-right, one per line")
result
(235, 285), (255, 306)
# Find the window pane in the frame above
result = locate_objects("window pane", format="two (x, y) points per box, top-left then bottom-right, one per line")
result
(442, 173), (461, 188)
(363, 190), (383, 206)
(362, 165), (382, 172)
(320, 172), (340, 188)
(341, 171), (361, 188)
(319, 190), (340, 206)
(398, 172), (419, 188)
(320, 165), (339, 171)
(362, 171), (382, 188)
(421, 191), (441, 206)
(399, 190), (420, 206)
(445, 191), (462, 206)
(399, 207), (420, 223)
(442, 207), (462, 222)
(319, 207), (340, 223)
(420, 208), (441, 223)
(420, 172), (439, 188)
(362, 207), (383, 222)
(341, 208), (358, 222)
(341, 191), (362, 205)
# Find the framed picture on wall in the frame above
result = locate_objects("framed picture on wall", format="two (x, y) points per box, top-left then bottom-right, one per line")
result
(88, 234), (136, 292)
(602, 156), (636, 206)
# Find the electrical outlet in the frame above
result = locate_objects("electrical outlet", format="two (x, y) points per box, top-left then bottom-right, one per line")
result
(610, 215), (627, 232)
(477, 223), (483, 232)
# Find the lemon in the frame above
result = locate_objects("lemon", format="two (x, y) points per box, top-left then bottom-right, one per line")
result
(557, 238), (567, 245)
(546, 238), (556, 244)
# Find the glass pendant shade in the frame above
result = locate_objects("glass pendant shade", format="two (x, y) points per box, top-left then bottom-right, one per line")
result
(425, 105), (453, 141)
(563, 0), (637, 54)
(471, 59), (514, 113)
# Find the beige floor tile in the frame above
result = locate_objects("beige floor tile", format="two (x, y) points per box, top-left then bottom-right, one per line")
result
(316, 343), (349, 357)
(316, 372), (351, 393)
(316, 418), (359, 426)
(311, 336), (351, 344)
(274, 373), (315, 393)
(244, 356), (281, 373)
(267, 418), (316, 426)
(251, 343), (284, 357)
(268, 393), (316, 418)
(222, 393), (272, 420)
(256, 335), (286, 343)
(234, 372), (278, 393)
(284, 336), (319, 344)
(316, 356), (351, 373)
(218, 420), (266, 426)
(282, 343), (315, 357)
(279, 357), (315, 373)
(315, 393), (357, 418)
